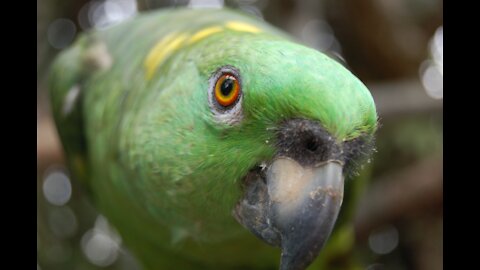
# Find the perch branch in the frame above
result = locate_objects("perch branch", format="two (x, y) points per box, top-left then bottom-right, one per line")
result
(354, 156), (443, 241)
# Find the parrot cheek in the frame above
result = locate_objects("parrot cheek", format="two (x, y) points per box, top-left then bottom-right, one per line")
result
(233, 158), (345, 270)
(233, 164), (282, 247)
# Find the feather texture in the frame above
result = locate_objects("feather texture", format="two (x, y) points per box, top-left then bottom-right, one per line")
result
(50, 7), (377, 269)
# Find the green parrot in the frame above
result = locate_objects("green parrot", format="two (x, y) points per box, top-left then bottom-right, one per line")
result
(49, 7), (377, 270)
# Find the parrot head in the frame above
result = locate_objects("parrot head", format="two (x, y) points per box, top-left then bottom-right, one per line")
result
(115, 25), (377, 270)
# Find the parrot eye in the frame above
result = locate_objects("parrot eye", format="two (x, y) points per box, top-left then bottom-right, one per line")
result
(214, 73), (241, 107)
(208, 66), (244, 125)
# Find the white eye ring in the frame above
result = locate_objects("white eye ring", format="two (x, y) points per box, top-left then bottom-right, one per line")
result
(208, 66), (244, 125)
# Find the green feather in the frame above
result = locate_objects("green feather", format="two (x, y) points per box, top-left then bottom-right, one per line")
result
(50, 7), (377, 270)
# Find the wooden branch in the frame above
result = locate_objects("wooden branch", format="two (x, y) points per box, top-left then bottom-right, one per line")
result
(367, 78), (443, 119)
(354, 156), (443, 241)
(37, 107), (64, 173)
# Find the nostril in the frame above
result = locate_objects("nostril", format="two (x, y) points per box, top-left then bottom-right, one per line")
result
(304, 137), (319, 152)
(277, 119), (337, 165)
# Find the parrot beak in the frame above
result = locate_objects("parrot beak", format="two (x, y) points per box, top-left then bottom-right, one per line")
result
(268, 158), (344, 270)
(234, 157), (344, 270)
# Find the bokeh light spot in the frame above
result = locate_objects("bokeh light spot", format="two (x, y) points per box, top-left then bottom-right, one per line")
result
(48, 206), (78, 239)
(42, 170), (72, 206)
(421, 61), (443, 99)
(431, 26), (443, 74)
(45, 242), (72, 263)
(420, 25), (443, 100)
(87, 0), (138, 30)
(368, 225), (399, 255)
(81, 215), (122, 267)
(81, 229), (120, 266)
(301, 19), (338, 53)
(47, 18), (76, 49)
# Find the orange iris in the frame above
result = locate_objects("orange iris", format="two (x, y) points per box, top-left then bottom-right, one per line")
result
(214, 73), (240, 107)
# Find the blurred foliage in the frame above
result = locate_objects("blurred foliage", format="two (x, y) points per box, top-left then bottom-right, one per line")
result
(374, 114), (442, 175)
(37, 0), (443, 269)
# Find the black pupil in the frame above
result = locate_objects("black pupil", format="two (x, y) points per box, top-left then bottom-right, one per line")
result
(220, 78), (234, 96)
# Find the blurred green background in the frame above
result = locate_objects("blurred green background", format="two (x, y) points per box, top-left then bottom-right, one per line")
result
(37, 0), (443, 269)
